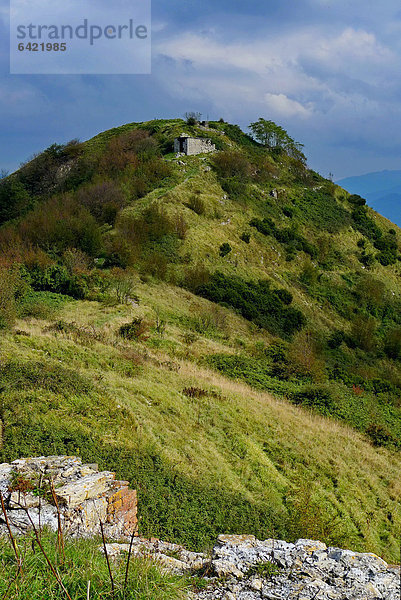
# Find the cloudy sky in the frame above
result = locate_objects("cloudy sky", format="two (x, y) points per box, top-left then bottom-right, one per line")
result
(1, 0), (401, 178)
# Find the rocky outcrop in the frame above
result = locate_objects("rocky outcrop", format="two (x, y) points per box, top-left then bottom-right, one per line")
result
(104, 534), (400, 599)
(190, 535), (400, 600)
(0, 456), (137, 539)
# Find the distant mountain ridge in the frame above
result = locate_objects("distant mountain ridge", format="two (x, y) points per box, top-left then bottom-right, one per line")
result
(337, 170), (401, 225)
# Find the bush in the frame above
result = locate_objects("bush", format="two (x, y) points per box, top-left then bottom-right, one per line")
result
(116, 204), (177, 247)
(327, 330), (345, 349)
(366, 423), (396, 447)
(18, 291), (70, 319)
(384, 327), (401, 359)
(212, 150), (251, 179)
(187, 194), (206, 215)
(351, 206), (382, 242)
(142, 253), (169, 280)
(221, 178), (248, 200)
(350, 315), (377, 352)
(240, 232), (251, 243)
(190, 306), (228, 336)
(17, 196), (103, 257)
(291, 385), (334, 415)
(250, 218), (317, 258)
(76, 180), (126, 224)
(300, 260), (319, 287)
(219, 242), (232, 257)
(26, 264), (90, 299)
(109, 269), (138, 304)
(0, 267), (22, 330)
(195, 272), (306, 338)
(0, 177), (31, 225)
(184, 264), (210, 291)
(348, 194), (366, 206)
(119, 318), (149, 341)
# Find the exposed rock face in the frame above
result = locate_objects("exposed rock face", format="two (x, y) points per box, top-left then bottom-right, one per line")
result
(190, 535), (400, 600)
(98, 534), (400, 599)
(0, 456), (137, 539)
(101, 537), (205, 573)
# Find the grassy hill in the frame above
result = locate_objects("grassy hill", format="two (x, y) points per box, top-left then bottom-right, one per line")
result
(0, 118), (400, 562)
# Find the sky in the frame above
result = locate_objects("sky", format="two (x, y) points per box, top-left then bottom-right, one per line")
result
(1, 0), (401, 179)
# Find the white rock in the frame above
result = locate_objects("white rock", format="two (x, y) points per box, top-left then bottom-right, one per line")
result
(56, 472), (115, 508)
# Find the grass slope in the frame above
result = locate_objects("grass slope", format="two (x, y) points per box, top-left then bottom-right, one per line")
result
(0, 284), (399, 561)
(0, 118), (401, 563)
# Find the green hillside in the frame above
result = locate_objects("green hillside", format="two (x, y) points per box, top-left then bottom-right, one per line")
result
(0, 118), (400, 561)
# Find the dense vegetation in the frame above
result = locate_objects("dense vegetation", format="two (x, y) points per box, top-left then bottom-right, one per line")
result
(0, 117), (400, 563)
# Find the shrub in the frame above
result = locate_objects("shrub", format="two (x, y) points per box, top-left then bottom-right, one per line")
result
(119, 317), (149, 341)
(274, 289), (293, 305)
(350, 315), (377, 352)
(220, 178), (247, 201)
(62, 248), (91, 275)
(173, 214), (188, 240)
(327, 330), (345, 349)
(142, 253), (169, 280)
(0, 267), (21, 330)
(17, 196), (103, 257)
(212, 150), (251, 179)
(184, 264), (210, 291)
(300, 260), (319, 287)
(195, 272), (306, 338)
(219, 242), (232, 257)
(351, 206), (382, 241)
(183, 387), (208, 399)
(291, 385), (334, 416)
(17, 291), (69, 320)
(76, 180), (126, 224)
(285, 478), (347, 547)
(250, 218), (317, 258)
(26, 264), (89, 299)
(366, 423), (395, 447)
(110, 268), (138, 304)
(288, 330), (325, 381)
(117, 204), (176, 247)
(348, 194), (366, 206)
(187, 194), (206, 215)
(384, 327), (401, 359)
(359, 252), (376, 268)
(240, 232), (251, 243)
(246, 561), (281, 579)
(190, 306), (228, 336)
(0, 177), (31, 225)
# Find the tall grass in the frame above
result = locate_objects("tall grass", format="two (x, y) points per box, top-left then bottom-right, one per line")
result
(0, 531), (189, 600)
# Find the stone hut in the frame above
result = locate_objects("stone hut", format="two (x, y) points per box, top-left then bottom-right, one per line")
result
(174, 134), (215, 156)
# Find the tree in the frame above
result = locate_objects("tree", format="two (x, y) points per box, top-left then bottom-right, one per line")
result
(0, 178), (31, 225)
(249, 118), (306, 163)
(185, 111), (202, 125)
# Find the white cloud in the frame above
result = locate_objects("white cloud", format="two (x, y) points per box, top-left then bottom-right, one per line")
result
(155, 25), (398, 123)
(264, 93), (313, 118)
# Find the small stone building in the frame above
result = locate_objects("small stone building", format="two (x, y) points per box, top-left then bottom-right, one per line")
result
(174, 134), (215, 156)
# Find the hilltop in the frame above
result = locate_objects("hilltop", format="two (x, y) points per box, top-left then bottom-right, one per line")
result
(0, 118), (400, 562)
